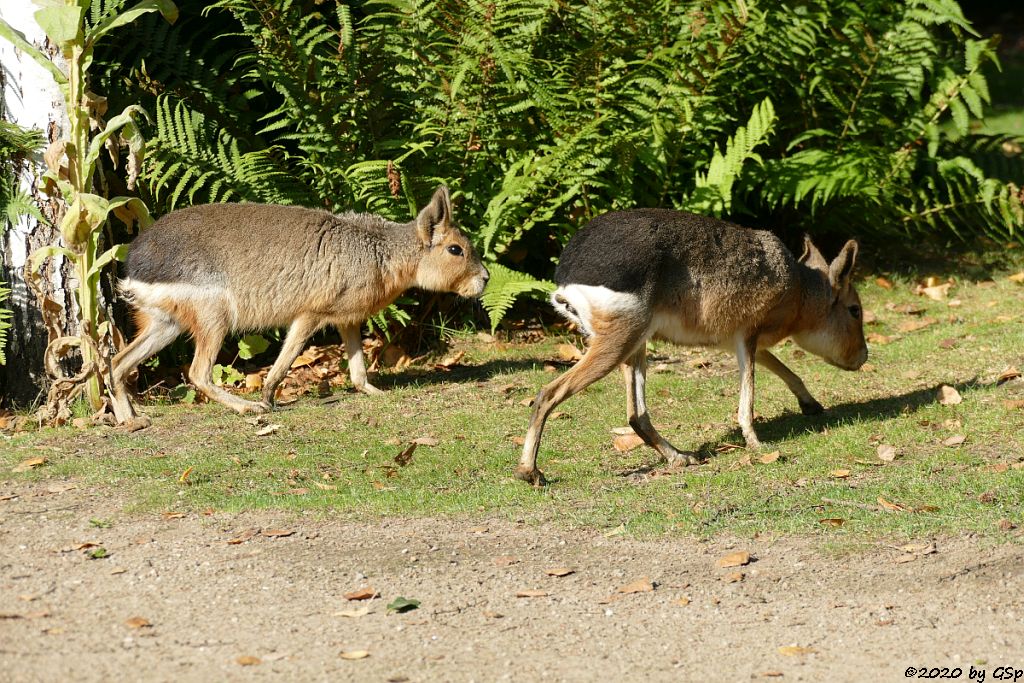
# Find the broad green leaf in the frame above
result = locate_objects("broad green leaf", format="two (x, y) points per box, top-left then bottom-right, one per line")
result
(386, 597), (420, 613)
(86, 244), (129, 280)
(237, 334), (270, 360)
(29, 245), (77, 274)
(0, 17), (67, 87)
(84, 105), (149, 172)
(107, 196), (153, 231)
(33, 5), (83, 45)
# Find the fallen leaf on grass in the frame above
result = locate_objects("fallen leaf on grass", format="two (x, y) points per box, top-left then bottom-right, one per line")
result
(716, 551), (751, 568)
(339, 650), (370, 660)
(557, 344), (583, 362)
(412, 436), (439, 447)
(937, 385), (962, 406)
(875, 277), (894, 290)
(611, 426), (636, 435)
(894, 554), (916, 565)
(819, 518), (846, 528)
(255, 424), (280, 437)
(344, 587), (378, 601)
(178, 467), (193, 483)
(996, 367), (1021, 385)
(125, 617), (152, 629)
(897, 317), (938, 333)
(237, 656), (262, 666)
(831, 469), (851, 478)
(877, 497), (908, 512)
(758, 451), (780, 464)
(510, 436), (525, 446)
(778, 646), (815, 657)
(12, 457), (47, 473)
(545, 567), (575, 577)
(516, 589), (549, 598)
(395, 443), (417, 467)
(942, 435), (966, 447)
(876, 445), (898, 462)
(866, 332), (895, 345)
(917, 282), (952, 301)
(1003, 400), (1024, 411)
(613, 433), (645, 452)
(435, 350), (464, 370)
(262, 529), (294, 538)
(467, 525), (489, 534)
(617, 577), (655, 593)
(162, 512), (186, 520)
(998, 519), (1016, 531)
(1008, 271), (1024, 284)
(723, 572), (744, 583)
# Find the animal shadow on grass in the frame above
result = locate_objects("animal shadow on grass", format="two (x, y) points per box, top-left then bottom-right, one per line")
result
(619, 380), (978, 479)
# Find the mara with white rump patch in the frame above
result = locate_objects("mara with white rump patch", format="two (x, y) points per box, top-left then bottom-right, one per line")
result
(516, 209), (867, 486)
(110, 186), (488, 421)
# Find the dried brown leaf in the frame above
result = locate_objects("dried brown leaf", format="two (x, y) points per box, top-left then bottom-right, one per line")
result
(125, 616), (152, 629)
(12, 456), (47, 473)
(339, 650), (370, 660)
(937, 385), (962, 406)
(874, 277), (894, 290)
(877, 497), (907, 512)
(778, 646), (815, 657)
(493, 556), (519, 567)
(613, 433), (645, 453)
(515, 589), (549, 598)
(942, 435), (966, 447)
(831, 469), (851, 479)
(819, 518), (846, 528)
(716, 551), (751, 568)
(617, 577), (655, 594)
(237, 655), (261, 666)
(344, 587), (378, 601)
(545, 567), (575, 577)
(1003, 400), (1024, 411)
(758, 451), (780, 464)
(1008, 271), (1024, 284)
(255, 424), (281, 437)
(395, 442), (417, 467)
(557, 344), (583, 362)
(412, 436), (439, 447)
(674, 597), (691, 607)
(262, 529), (294, 538)
(226, 528), (258, 545)
(997, 367), (1022, 385)
(897, 317), (937, 334)
(876, 444), (898, 462)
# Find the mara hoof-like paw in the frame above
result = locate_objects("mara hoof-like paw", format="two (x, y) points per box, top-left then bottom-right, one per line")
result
(238, 400), (271, 415)
(799, 398), (825, 416)
(357, 383), (384, 396)
(666, 450), (701, 467)
(514, 466), (547, 487)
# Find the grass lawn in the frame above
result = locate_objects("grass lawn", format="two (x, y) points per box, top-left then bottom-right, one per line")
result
(2, 258), (1024, 541)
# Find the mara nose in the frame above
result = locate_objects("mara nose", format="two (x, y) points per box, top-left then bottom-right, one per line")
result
(481, 267), (490, 284)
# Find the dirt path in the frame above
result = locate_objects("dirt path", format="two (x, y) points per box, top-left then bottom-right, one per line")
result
(1, 479), (1022, 682)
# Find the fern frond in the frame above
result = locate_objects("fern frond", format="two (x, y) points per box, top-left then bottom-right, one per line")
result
(480, 263), (555, 332)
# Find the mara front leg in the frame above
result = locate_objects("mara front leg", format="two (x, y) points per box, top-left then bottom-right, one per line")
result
(621, 348), (698, 465)
(341, 323), (383, 395)
(755, 349), (824, 415)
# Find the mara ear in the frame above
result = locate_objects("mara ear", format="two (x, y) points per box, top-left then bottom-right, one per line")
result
(798, 235), (828, 272)
(828, 240), (859, 291)
(416, 186), (453, 246)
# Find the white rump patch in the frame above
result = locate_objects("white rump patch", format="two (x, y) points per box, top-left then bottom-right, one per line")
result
(121, 278), (239, 329)
(550, 284), (642, 337)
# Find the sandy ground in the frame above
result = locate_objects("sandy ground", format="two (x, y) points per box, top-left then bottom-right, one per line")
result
(1, 479), (1022, 683)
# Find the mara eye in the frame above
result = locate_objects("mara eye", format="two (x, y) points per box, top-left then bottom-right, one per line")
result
(848, 304), (861, 318)
(446, 245), (464, 257)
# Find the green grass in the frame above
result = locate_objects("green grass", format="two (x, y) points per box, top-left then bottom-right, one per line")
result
(3, 264), (1024, 541)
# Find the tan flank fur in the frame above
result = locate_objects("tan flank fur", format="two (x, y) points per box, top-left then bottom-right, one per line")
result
(517, 209), (867, 486)
(110, 186), (488, 420)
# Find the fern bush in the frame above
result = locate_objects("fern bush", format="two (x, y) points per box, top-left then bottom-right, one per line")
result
(91, 0), (1023, 331)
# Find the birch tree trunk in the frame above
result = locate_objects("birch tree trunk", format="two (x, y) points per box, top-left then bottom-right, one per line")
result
(0, 1), (73, 407)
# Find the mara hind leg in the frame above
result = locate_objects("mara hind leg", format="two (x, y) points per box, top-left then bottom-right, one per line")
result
(517, 319), (648, 487)
(621, 348), (699, 466)
(755, 349), (824, 415)
(110, 308), (183, 422)
(186, 308), (264, 414)
(259, 314), (325, 408)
